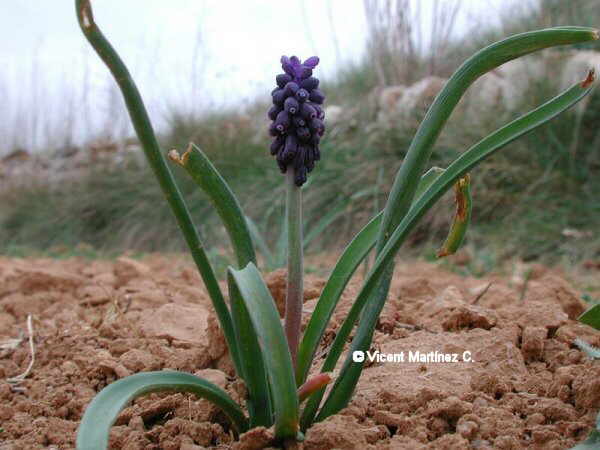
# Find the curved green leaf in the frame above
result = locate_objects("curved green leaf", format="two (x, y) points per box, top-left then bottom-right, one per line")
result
(228, 263), (299, 440)
(296, 167), (446, 389)
(172, 143), (256, 268)
(229, 276), (273, 427)
(296, 212), (381, 386)
(377, 27), (598, 254)
(76, 371), (248, 450)
(312, 74), (595, 425)
(75, 1), (241, 379)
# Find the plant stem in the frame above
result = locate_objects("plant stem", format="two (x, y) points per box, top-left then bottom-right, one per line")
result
(284, 169), (303, 368)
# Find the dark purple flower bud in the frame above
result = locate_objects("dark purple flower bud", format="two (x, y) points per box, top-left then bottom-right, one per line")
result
(294, 146), (307, 170)
(300, 77), (319, 91)
(284, 97), (300, 115)
(268, 105), (281, 120)
(295, 88), (309, 103)
(305, 147), (316, 172)
(270, 135), (285, 155)
(309, 89), (325, 104)
(299, 67), (313, 80)
(284, 82), (299, 97)
(301, 103), (317, 120)
(274, 110), (290, 133)
(272, 88), (287, 106)
(296, 127), (310, 142)
(313, 104), (325, 120)
(276, 151), (287, 173)
(290, 56), (301, 65)
(295, 167), (307, 186)
(276, 73), (292, 88)
(309, 118), (325, 136)
(281, 56), (294, 76)
(280, 134), (298, 162)
(293, 116), (306, 128)
(268, 123), (279, 137)
(303, 56), (320, 68)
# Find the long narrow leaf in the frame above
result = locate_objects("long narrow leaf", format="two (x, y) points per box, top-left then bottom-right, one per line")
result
(76, 371), (248, 450)
(297, 166), (447, 417)
(75, 0), (241, 376)
(312, 73), (595, 425)
(228, 263), (299, 440)
(296, 167), (446, 386)
(170, 144), (256, 267)
(229, 285), (273, 427)
(377, 27), (598, 254)
(296, 212), (382, 385)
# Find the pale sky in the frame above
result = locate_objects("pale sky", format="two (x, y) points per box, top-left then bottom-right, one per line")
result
(0, 0), (517, 153)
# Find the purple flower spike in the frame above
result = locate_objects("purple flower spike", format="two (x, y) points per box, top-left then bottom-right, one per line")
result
(267, 55), (326, 186)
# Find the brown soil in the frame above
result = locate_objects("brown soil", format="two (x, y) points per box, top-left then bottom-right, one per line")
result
(0, 254), (599, 449)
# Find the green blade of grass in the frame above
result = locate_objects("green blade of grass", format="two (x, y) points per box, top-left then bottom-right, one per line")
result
(170, 144), (256, 268)
(228, 263), (299, 440)
(578, 304), (600, 330)
(75, 1), (242, 375)
(76, 371), (248, 450)
(312, 73), (595, 425)
(295, 166), (445, 388)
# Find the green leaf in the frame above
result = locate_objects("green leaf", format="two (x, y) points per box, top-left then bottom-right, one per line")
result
(414, 167), (445, 200)
(229, 275), (273, 427)
(578, 304), (600, 330)
(228, 263), (299, 440)
(75, 0), (240, 382)
(377, 27), (598, 256)
(297, 167), (447, 420)
(172, 143), (256, 268)
(312, 73), (595, 425)
(296, 212), (382, 386)
(76, 371), (248, 450)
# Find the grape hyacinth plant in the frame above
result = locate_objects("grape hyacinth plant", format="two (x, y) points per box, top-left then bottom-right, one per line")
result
(74, 1), (599, 448)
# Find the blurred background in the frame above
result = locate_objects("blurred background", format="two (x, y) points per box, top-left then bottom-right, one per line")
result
(1, 0), (599, 276)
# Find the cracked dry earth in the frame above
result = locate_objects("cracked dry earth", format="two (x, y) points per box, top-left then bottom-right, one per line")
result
(0, 254), (599, 449)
